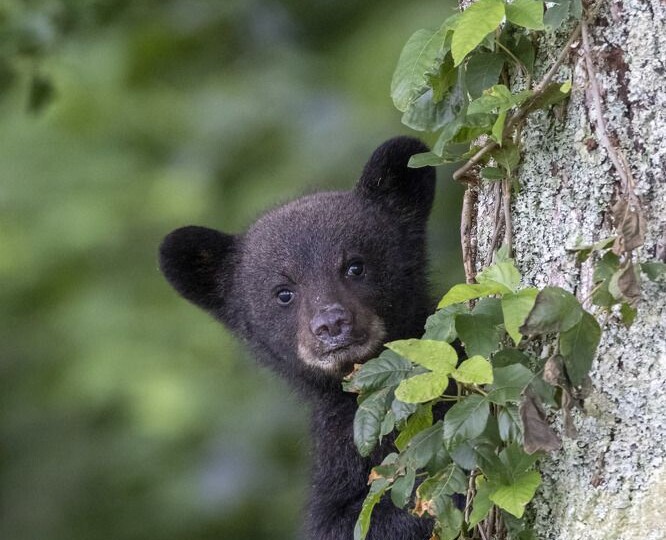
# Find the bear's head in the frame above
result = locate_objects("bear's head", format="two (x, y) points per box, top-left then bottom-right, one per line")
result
(159, 137), (435, 391)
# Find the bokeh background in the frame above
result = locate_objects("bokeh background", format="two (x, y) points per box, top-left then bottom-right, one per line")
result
(1, 1), (463, 539)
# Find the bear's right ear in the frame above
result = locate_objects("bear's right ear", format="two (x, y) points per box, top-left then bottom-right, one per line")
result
(355, 136), (436, 223)
(159, 226), (237, 317)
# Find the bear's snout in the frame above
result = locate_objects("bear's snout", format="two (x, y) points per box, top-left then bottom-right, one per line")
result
(309, 304), (354, 350)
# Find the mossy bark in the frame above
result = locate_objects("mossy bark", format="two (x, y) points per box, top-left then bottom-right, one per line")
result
(473, 2), (666, 538)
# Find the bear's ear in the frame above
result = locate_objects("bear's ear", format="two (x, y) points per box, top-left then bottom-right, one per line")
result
(355, 136), (436, 222)
(159, 226), (237, 317)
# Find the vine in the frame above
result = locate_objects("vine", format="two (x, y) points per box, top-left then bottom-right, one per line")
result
(344, 1), (666, 539)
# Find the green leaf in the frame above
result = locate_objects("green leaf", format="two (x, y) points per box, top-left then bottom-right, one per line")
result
(354, 388), (393, 457)
(520, 286), (583, 334)
(391, 28), (449, 112)
(371, 453), (400, 481)
(481, 166), (506, 180)
(641, 261), (666, 281)
(344, 350), (413, 393)
(490, 142), (521, 174)
(492, 347), (529, 368)
(594, 251), (621, 281)
(438, 281), (511, 308)
(423, 304), (468, 342)
(513, 34), (536, 74)
(465, 52), (505, 99)
(452, 355), (494, 385)
(443, 394), (490, 446)
(396, 404), (434, 450)
(429, 55), (458, 102)
(417, 463), (468, 501)
(559, 311), (601, 387)
(395, 371), (450, 404)
(353, 477), (389, 540)
(386, 339), (458, 373)
(473, 297), (504, 325)
(487, 364), (534, 404)
(416, 465), (467, 523)
(468, 476), (493, 527)
(489, 470), (541, 518)
(450, 439), (478, 469)
(543, 0), (571, 32)
(500, 442), (540, 478)
(492, 110), (507, 143)
(523, 81), (571, 113)
(451, 0), (505, 66)
(468, 84), (515, 114)
(501, 287), (538, 345)
(437, 499), (464, 540)
(402, 88), (455, 132)
(455, 313), (502, 358)
(407, 151), (446, 168)
(402, 69), (467, 132)
(391, 399), (418, 424)
(401, 421), (446, 469)
(620, 302), (638, 327)
(390, 467), (416, 508)
(380, 410), (396, 437)
(591, 251), (621, 308)
(505, 0), (545, 30)
(432, 114), (468, 154)
(477, 260), (522, 291)
(498, 404), (522, 442)
(568, 235), (616, 263)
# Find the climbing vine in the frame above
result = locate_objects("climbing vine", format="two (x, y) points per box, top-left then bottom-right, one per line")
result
(344, 1), (665, 539)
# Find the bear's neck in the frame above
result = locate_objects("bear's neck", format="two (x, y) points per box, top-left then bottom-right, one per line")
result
(308, 388), (380, 507)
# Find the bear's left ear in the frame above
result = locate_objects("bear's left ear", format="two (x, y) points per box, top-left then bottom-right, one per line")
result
(159, 226), (238, 320)
(355, 136), (436, 222)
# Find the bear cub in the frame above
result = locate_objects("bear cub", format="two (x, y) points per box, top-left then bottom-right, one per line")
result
(159, 137), (437, 539)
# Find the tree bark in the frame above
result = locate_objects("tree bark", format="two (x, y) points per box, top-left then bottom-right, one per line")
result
(473, 2), (666, 538)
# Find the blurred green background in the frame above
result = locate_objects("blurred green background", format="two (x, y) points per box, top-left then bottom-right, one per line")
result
(0, 1), (463, 539)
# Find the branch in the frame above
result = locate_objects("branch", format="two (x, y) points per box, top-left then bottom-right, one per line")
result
(453, 142), (498, 182)
(502, 177), (513, 255)
(485, 181), (504, 265)
(461, 185), (478, 283)
(580, 19), (635, 194)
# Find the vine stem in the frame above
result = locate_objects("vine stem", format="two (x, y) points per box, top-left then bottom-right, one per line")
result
(452, 22), (582, 183)
(485, 181), (504, 265)
(461, 185), (478, 283)
(580, 19), (635, 194)
(502, 177), (513, 255)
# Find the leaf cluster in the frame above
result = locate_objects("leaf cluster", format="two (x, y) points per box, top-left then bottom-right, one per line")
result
(345, 253), (610, 539)
(391, 0), (581, 180)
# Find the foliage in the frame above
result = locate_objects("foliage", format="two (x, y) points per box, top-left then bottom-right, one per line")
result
(389, 0), (582, 178)
(346, 254), (600, 539)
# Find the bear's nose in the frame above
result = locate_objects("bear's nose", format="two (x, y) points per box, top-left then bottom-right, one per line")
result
(310, 304), (353, 347)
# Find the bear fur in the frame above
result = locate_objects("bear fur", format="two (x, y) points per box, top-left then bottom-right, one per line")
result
(159, 136), (437, 539)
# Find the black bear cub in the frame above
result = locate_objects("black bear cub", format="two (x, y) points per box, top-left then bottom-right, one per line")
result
(159, 137), (436, 539)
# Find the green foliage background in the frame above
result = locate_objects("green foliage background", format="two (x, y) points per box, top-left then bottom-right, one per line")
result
(0, 1), (463, 539)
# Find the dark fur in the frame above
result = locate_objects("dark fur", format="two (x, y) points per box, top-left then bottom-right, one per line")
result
(159, 137), (437, 539)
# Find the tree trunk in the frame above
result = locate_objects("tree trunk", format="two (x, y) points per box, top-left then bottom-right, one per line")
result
(473, 3), (666, 539)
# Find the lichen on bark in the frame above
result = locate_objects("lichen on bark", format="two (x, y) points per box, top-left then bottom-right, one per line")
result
(473, 2), (666, 538)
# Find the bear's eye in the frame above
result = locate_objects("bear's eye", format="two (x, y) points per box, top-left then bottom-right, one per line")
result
(346, 261), (365, 278)
(276, 289), (295, 305)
